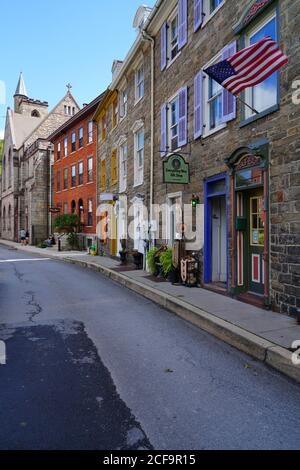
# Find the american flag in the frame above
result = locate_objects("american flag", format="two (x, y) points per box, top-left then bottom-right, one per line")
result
(204, 37), (288, 95)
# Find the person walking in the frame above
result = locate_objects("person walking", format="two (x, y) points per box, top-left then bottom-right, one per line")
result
(25, 230), (29, 245)
(20, 229), (26, 245)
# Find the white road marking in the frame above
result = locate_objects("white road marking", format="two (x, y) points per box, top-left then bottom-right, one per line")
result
(0, 258), (51, 263)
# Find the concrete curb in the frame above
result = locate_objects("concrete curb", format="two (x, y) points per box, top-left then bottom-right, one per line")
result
(1, 241), (300, 384)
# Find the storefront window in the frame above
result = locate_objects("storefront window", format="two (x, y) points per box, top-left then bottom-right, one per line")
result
(235, 167), (263, 189)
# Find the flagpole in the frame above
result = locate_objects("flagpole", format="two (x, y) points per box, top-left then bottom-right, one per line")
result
(235, 95), (260, 115)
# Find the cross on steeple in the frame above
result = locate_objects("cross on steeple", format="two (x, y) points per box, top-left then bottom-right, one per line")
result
(66, 83), (72, 92)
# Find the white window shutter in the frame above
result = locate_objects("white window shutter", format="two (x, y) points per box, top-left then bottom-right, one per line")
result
(160, 22), (167, 71)
(194, 0), (203, 32)
(160, 103), (168, 157)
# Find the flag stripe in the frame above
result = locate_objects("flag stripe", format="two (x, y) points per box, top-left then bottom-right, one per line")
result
(231, 39), (276, 72)
(229, 37), (272, 68)
(223, 44), (278, 87)
(231, 55), (288, 94)
(225, 50), (284, 91)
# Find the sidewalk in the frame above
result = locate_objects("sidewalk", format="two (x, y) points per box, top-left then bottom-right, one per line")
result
(1, 239), (300, 383)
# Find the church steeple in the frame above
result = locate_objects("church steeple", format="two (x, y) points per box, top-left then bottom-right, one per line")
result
(14, 72), (28, 97)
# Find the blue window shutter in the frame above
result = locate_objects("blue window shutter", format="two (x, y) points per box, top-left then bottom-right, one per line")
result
(161, 103), (167, 157)
(222, 41), (237, 123)
(160, 22), (167, 71)
(194, 0), (203, 32)
(194, 70), (203, 140)
(178, 0), (188, 50)
(178, 87), (188, 147)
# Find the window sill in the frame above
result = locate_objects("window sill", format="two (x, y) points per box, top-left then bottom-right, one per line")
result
(133, 181), (144, 188)
(134, 96), (144, 107)
(239, 104), (279, 128)
(202, 123), (227, 139)
(166, 51), (181, 71)
(201, 1), (226, 29)
(86, 181), (94, 185)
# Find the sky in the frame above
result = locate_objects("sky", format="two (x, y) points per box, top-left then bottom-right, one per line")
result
(0, 0), (155, 139)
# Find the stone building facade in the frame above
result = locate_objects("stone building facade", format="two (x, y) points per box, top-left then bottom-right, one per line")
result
(0, 74), (80, 244)
(94, 6), (152, 262)
(143, 0), (300, 314)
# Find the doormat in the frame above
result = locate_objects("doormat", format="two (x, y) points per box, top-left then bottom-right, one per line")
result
(112, 266), (140, 272)
(143, 275), (167, 283)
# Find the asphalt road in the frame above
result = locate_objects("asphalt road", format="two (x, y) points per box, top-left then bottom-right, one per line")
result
(0, 244), (300, 450)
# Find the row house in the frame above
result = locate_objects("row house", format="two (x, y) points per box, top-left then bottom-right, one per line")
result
(143, 0), (299, 314)
(94, 5), (152, 260)
(49, 94), (104, 249)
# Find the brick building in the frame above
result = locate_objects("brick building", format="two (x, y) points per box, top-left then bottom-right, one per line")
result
(141, 0), (299, 314)
(94, 5), (153, 261)
(50, 93), (105, 249)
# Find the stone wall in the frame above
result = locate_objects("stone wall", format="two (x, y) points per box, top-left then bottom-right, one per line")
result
(148, 0), (300, 314)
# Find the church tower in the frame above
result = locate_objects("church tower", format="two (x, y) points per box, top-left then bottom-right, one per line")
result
(14, 72), (49, 118)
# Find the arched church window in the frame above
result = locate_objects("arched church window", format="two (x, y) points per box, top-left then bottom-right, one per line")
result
(31, 110), (40, 117)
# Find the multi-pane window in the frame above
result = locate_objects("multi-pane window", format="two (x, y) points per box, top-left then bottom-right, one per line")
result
(209, 0), (223, 14)
(169, 96), (179, 151)
(56, 170), (61, 192)
(169, 13), (179, 61)
(64, 137), (68, 157)
(119, 89), (128, 119)
(244, 12), (277, 118)
(208, 77), (223, 130)
(87, 199), (93, 227)
(63, 168), (68, 190)
(88, 121), (93, 143)
(135, 65), (144, 102)
(71, 165), (76, 187)
(87, 157), (93, 183)
(71, 131), (76, 152)
(100, 159), (106, 191)
(64, 202), (68, 214)
(78, 127), (84, 148)
(78, 161), (84, 185)
(57, 143), (61, 160)
(134, 129), (144, 186)
(119, 143), (127, 193)
(111, 149), (118, 186)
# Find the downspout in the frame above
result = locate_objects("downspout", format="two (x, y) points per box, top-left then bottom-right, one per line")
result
(142, 30), (155, 248)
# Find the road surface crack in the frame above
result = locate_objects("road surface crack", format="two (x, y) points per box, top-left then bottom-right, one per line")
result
(25, 291), (42, 322)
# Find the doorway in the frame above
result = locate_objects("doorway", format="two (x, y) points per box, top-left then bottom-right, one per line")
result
(211, 197), (227, 283)
(204, 174), (228, 287)
(247, 189), (265, 295)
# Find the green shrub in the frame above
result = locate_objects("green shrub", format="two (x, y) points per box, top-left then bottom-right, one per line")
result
(54, 214), (82, 233)
(160, 248), (173, 277)
(37, 241), (48, 249)
(147, 247), (159, 275)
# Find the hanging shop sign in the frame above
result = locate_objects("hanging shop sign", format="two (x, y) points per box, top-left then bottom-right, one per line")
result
(163, 154), (190, 184)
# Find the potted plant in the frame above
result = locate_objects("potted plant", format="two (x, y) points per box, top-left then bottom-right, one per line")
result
(159, 247), (179, 283)
(146, 247), (159, 276)
(132, 250), (143, 270)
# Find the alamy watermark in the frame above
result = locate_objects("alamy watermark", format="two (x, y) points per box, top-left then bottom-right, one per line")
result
(0, 340), (6, 365)
(292, 80), (300, 105)
(292, 341), (300, 366)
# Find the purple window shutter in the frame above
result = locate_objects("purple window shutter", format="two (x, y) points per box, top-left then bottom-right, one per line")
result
(194, 70), (203, 140)
(194, 0), (203, 32)
(160, 22), (167, 71)
(222, 41), (237, 123)
(178, 87), (188, 147)
(161, 103), (167, 157)
(178, 0), (188, 50)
